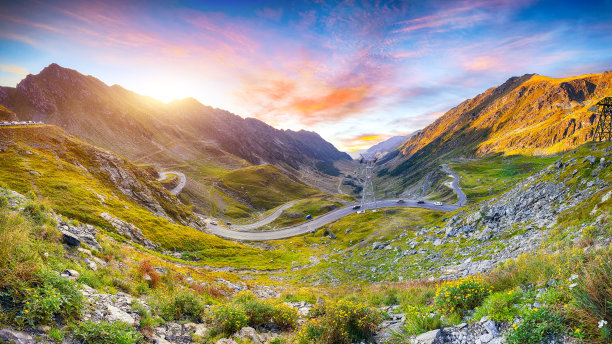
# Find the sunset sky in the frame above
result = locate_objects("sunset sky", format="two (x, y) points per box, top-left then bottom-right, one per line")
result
(1, 0), (611, 151)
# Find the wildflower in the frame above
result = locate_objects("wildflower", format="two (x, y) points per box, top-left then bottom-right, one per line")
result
(598, 320), (608, 328)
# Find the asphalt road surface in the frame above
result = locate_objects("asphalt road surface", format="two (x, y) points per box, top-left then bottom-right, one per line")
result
(158, 171), (187, 195)
(441, 164), (467, 206)
(231, 201), (299, 231)
(205, 199), (459, 241)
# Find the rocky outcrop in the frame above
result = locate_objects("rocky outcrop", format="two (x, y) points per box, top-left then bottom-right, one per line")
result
(100, 212), (158, 249)
(57, 219), (101, 249)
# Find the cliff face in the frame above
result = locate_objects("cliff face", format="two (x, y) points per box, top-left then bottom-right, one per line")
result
(0, 63), (350, 175)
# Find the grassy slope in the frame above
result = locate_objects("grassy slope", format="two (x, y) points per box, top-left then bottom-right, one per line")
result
(0, 126), (306, 269)
(221, 164), (324, 210)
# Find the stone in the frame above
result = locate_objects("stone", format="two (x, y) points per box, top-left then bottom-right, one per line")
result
(372, 242), (389, 250)
(153, 336), (171, 344)
(234, 327), (261, 344)
(216, 339), (238, 344)
(0, 329), (35, 344)
(106, 304), (135, 325)
(62, 231), (81, 246)
(414, 329), (441, 344)
(585, 156), (597, 164)
(482, 319), (498, 336)
(193, 324), (208, 337)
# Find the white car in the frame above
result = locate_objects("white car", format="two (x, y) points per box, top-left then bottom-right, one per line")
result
(357, 210), (365, 214)
(210, 221), (218, 225)
(433, 202), (443, 206)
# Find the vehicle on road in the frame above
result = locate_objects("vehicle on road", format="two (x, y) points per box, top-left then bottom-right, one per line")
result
(225, 222), (232, 226)
(357, 210), (365, 214)
(396, 199), (405, 203)
(417, 200), (425, 204)
(305, 214), (312, 220)
(210, 221), (218, 225)
(352, 205), (361, 210)
(433, 201), (443, 206)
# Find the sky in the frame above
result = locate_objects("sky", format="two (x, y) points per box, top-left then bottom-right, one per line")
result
(1, 0), (611, 152)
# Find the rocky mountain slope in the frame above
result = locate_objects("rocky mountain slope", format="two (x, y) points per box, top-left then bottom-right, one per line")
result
(379, 71), (612, 195)
(0, 63), (350, 175)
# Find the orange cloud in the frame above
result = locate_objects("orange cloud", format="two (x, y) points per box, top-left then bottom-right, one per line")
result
(290, 85), (369, 114)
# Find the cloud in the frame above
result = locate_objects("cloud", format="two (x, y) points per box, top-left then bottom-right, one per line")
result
(0, 64), (28, 75)
(0, 32), (37, 46)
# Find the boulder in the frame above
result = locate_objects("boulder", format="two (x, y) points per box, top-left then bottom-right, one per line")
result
(0, 329), (35, 344)
(61, 231), (81, 246)
(414, 329), (441, 344)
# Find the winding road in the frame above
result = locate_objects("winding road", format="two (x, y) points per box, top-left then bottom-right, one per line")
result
(441, 164), (467, 206)
(158, 171), (186, 195)
(231, 201), (299, 231)
(205, 199), (459, 241)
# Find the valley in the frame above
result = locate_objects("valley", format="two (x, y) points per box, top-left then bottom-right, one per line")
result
(0, 65), (610, 344)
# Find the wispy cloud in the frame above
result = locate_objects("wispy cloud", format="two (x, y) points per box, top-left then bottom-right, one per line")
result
(0, 64), (28, 75)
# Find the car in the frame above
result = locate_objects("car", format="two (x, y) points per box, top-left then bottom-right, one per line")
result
(352, 205), (361, 210)
(357, 210), (365, 214)
(417, 200), (425, 204)
(305, 214), (312, 220)
(210, 221), (218, 225)
(396, 199), (405, 203)
(434, 201), (443, 206)
(225, 222), (232, 226)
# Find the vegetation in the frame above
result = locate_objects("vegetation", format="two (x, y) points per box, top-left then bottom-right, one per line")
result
(72, 321), (143, 344)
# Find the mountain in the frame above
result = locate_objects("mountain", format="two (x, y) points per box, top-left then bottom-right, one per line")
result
(379, 71), (612, 192)
(0, 63), (351, 216)
(0, 63), (350, 173)
(348, 132), (418, 159)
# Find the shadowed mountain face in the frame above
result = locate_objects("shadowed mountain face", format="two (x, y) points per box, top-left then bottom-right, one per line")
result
(0, 63), (350, 175)
(378, 71), (612, 192)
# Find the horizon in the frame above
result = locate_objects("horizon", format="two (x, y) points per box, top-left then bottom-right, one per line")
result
(1, 0), (611, 151)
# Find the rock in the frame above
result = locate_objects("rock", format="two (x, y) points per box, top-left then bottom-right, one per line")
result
(482, 319), (498, 336)
(0, 329), (35, 344)
(372, 242), (389, 250)
(585, 156), (597, 164)
(216, 339), (238, 344)
(414, 329), (441, 344)
(106, 304), (135, 325)
(152, 336), (171, 344)
(64, 269), (80, 278)
(234, 327), (261, 344)
(329, 232), (337, 240)
(61, 231), (81, 246)
(100, 212), (158, 249)
(193, 324), (208, 337)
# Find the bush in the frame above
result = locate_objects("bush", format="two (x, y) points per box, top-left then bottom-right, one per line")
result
(403, 306), (443, 335)
(0, 212), (40, 289)
(474, 290), (521, 322)
(72, 321), (143, 344)
(297, 299), (383, 344)
(137, 260), (161, 288)
(434, 277), (490, 314)
(271, 303), (298, 330)
(47, 327), (65, 342)
(506, 308), (565, 344)
(569, 250), (612, 340)
(210, 303), (248, 335)
(15, 270), (84, 327)
(154, 290), (206, 322)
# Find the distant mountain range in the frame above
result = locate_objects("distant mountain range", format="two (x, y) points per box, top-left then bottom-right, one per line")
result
(348, 132), (418, 159)
(378, 71), (612, 193)
(0, 63), (350, 175)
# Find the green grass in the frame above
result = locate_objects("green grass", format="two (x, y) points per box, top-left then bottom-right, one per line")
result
(449, 153), (559, 203)
(258, 196), (345, 229)
(221, 164), (324, 210)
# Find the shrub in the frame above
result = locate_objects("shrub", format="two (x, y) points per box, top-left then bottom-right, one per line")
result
(403, 306), (443, 335)
(0, 195), (7, 208)
(72, 321), (143, 344)
(0, 212), (40, 289)
(154, 290), (206, 322)
(296, 299), (383, 344)
(47, 327), (65, 342)
(474, 290), (521, 322)
(434, 277), (490, 314)
(506, 308), (565, 344)
(16, 270), (84, 327)
(271, 303), (298, 330)
(137, 260), (161, 288)
(569, 250), (612, 340)
(210, 303), (248, 335)
(22, 202), (47, 225)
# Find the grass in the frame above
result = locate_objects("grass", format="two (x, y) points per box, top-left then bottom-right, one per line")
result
(449, 153), (559, 203)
